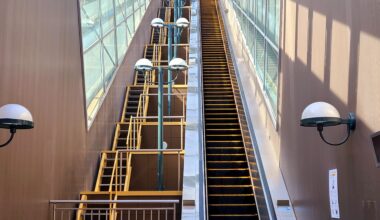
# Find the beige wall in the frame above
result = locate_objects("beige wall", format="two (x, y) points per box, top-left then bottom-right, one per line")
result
(0, 0), (160, 219)
(280, 0), (380, 219)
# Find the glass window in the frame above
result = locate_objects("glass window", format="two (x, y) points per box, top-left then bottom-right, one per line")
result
(101, 0), (115, 34)
(116, 22), (128, 61)
(255, 32), (265, 81)
(256, 0), (266, 30)
(267, 0), (279, 46)
(103, 31), (117, 85)
(80, 0), (101, 50)
(126, 0), (134, 16)
(115, 0), (126, 25)
(79, 0), (151, 127)
(232, 0), (280, 118)
(84, 43), (103, 105)
(265, 46), (278, 111)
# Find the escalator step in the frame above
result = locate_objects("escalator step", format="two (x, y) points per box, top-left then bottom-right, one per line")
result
(208, 185), (252, 194)
(207, 168), (249, 177)
(206, 140), (244, 147)
(206, 147), (245, 154)
(208, 194), (255, 204)
(207, 161), (248, 169)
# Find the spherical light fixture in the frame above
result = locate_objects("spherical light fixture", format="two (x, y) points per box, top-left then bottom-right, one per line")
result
(134, 58), (153, 72)
(151, 18), (164, 28)
(176, 17), (189, 28)
(0, 104), (34, 148)
(168, 58), (188, 71)
(300, 102), (356, 146)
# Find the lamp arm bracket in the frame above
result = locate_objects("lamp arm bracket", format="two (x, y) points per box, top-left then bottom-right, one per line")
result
(317, 124), (352, 146)
(0, 128), (16, 148)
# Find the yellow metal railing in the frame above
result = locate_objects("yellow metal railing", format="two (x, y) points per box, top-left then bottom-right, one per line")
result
(120, 86), (131, 122)
(59, 199), (179, 220)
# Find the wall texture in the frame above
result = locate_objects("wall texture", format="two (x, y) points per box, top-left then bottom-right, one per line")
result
(218, 0), (380, 219)
(0, 0), (160, 219)
(280, 0), (380, 219)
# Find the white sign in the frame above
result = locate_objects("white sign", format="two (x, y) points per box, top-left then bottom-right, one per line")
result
(329, 169), (340, 219)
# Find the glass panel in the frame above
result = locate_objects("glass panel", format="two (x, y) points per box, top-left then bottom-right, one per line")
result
(267, 0), (279, 46)
(80, 0), (101, 50)
(249, 0), (255, 20)
(265, 46), (278, 112)
(84, 43), (103, 105)
(101, 0), (115, 34)
(232, 0), (279, 118)
(116, 22), (128, 61)
(256, 0), (265, 31)
(134, 8), (142, 29)
(103, 31), (117, 86)
(126, 0), (134, 16)
(127, 15), (135, 36)
(255, 32), (265, 82)
(134, 0), (140, 11)
(247, 24), (255, 56)
(115, 0), (126, 25)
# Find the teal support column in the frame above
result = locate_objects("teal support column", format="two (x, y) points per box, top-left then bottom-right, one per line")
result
(174, 26), (178, 58)
(179, 0), (182, 18)
(167, 25), (173, 116)
(174, 0), (178, 23)
(157, 67), (164, 190)
(174, 0), (178, 59)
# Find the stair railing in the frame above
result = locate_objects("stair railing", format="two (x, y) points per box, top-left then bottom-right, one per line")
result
(123, 154), (133, 191)
(75, 194), (87, 220)
(94, 152), (108, 191)
(120, 86), (131, 122)
(108, 151), (119, 192)
(111, 123), (121, 151)
(118, 149), (185, 190)
(51, 199), (180, 220)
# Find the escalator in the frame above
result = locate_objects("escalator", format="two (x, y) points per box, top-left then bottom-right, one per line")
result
(201, 0), (260, 219)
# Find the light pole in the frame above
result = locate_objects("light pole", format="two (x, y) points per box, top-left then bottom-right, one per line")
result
(135, 57), (188, 190)
(151, 17), (189, 116)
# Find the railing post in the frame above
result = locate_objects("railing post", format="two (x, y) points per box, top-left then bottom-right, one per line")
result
(53, 203), (56, 220)
(173, 203), (176, 220)
(177, 151), (180, 190)
(119, 152), (122, 191)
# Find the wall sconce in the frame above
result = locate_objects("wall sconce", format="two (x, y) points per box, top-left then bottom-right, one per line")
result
(0, 104), (34, 148)
(300, 102), (356, 146)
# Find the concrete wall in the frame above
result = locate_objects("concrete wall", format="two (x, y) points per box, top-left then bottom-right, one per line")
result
(0, 0), (160, 219)
(280, 0), (380, 219)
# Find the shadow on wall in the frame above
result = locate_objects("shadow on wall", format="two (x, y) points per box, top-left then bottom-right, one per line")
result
(279, 0), (380, 219)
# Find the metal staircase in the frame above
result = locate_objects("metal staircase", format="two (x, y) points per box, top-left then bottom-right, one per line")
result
(52, 2), (191, 220)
